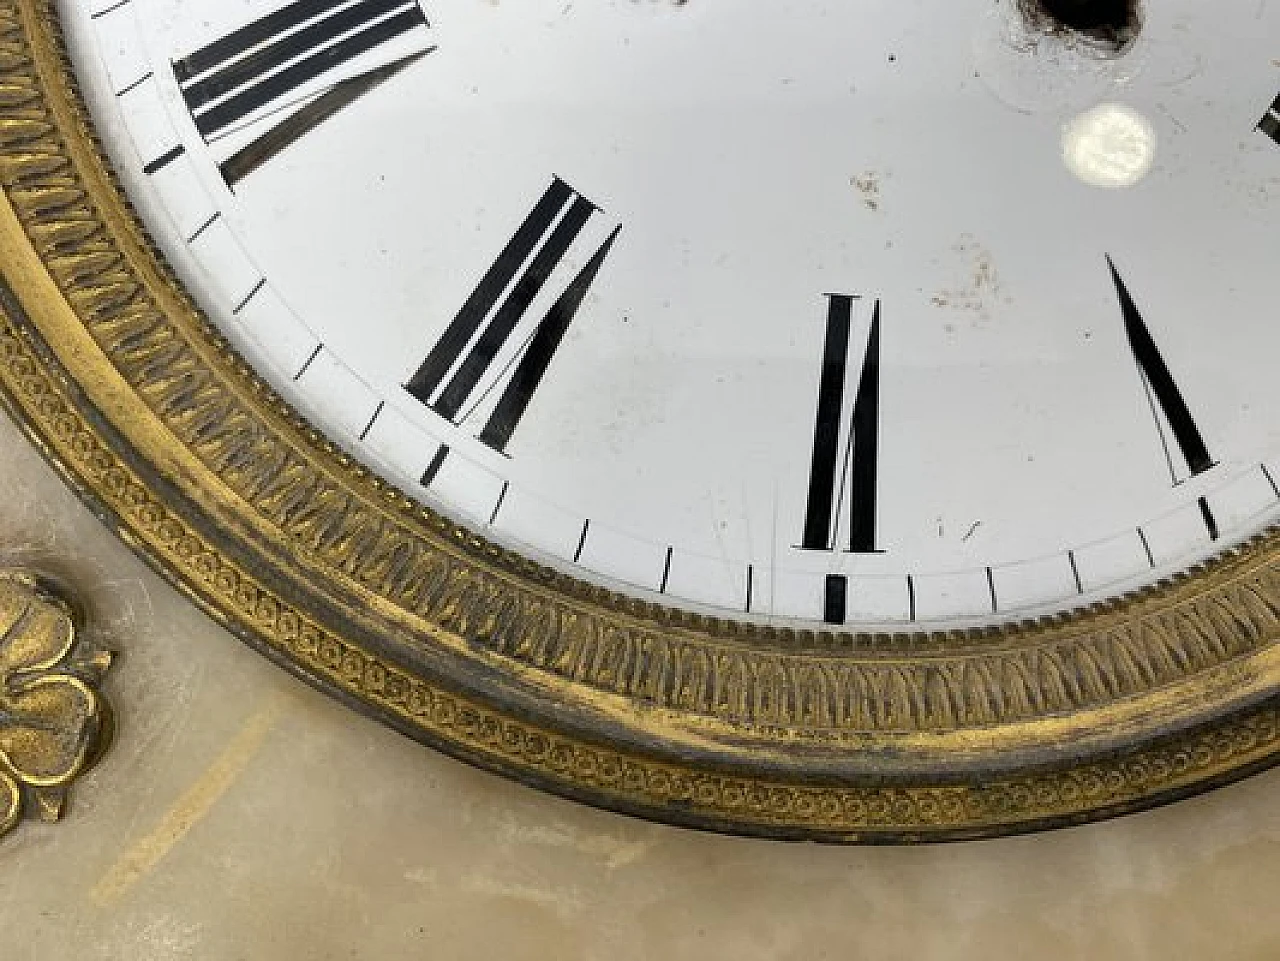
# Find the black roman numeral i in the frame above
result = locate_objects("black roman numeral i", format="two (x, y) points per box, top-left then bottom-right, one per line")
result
(800, 294), (882, 554)
(173, 0), (433, 184)
(406, 177), (622, 454)
(1108, 256), (1215, 484)
(1259, 92), (1280, 147)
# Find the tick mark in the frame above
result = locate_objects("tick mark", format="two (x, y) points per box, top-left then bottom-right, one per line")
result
(421, 445), (449, 487)
(116, 72), (152, 97)
(358, 401), (385, 442)
(142, 144), (184, 176)
(186, 211), (220, 244)
(91, 0), (131, 19)
(293, 344), (322, 381)
(824, 574), (848, 625)
(1137, 527), (1156, 568)
(1198, 496), (1220, 541)
(489, 482), (509, 526)
(1262, 464), (1280, 500)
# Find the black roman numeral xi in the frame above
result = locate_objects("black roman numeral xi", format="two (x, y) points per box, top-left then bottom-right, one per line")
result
(173, 0), (433, 184)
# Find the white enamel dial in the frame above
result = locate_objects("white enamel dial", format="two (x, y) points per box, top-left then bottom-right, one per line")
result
(65, 0), (1280, 627)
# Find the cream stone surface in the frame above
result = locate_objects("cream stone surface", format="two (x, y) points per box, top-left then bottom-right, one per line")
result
(2, 411), (1280, 961)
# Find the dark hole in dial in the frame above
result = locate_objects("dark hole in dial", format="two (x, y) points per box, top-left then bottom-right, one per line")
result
(1020, 0), (1143, 50)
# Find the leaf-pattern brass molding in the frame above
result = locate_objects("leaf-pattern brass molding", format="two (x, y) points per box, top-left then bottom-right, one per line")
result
(0, 570), (112, 841)
(0, 0), (1276, 840)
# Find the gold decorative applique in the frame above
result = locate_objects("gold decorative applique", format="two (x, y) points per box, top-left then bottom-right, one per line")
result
(0, 571), (112, 840)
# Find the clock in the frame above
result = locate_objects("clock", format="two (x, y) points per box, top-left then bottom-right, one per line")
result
(0, 0), (1277, 841)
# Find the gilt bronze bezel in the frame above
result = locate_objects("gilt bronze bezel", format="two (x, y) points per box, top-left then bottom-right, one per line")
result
(1, 0), (1278, 841)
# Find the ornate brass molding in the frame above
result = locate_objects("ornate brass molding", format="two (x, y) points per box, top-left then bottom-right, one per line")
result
(0, 570), (112, 841)
(0, 0), (1275, 840)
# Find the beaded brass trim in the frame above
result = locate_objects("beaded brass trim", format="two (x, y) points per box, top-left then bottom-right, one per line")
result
(0, 0), (1277, 839)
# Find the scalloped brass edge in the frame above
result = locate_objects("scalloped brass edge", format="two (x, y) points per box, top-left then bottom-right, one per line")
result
(0, 0), (1276, 840)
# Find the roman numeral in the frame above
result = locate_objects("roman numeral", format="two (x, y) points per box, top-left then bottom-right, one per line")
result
(173, 0), (433, 184)
(406, 177), (622, 454)
(800, 295), (882, 554)
(1259, 92), (1280, 146)
(1108, 256), (1215, 483)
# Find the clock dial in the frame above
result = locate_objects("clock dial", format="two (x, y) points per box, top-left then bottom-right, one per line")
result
(67, 0), (1280, 629)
